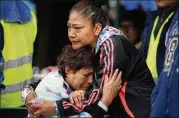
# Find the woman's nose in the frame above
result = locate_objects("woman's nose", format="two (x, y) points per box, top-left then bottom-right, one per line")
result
(68, 29), (76, 39)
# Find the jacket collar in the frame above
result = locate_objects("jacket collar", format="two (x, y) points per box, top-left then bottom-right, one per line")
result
(95, 26), (124, 54)
(157, 5), (176, 23)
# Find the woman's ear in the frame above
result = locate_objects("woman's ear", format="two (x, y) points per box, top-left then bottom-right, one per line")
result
(94, 23), (102, 36)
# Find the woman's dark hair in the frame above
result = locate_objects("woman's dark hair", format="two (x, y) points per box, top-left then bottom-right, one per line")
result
(57, 45), (94, 75)
(70, 0), (107, 28)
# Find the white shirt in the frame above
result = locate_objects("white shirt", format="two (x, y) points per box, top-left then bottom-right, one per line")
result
(35, 71), (70, 101)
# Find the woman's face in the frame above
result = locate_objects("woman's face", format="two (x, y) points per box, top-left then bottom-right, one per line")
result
(67, 11), (97, 49)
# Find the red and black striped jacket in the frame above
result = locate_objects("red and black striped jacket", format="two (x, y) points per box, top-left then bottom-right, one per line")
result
(57, 26), (155, 118)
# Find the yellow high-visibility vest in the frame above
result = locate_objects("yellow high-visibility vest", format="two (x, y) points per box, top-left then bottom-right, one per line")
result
(146, 12), (174, 81)
(0, 11), (37, 107)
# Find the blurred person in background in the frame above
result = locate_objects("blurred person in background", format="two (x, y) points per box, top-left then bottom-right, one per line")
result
(150, 7), (178, 117)
(141, 0), (177, 82)
(0, 0), (37, 117)
(119, 8), (146, 50)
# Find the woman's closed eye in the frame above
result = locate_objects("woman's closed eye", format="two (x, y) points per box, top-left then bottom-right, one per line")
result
(74, 26), (83, 30)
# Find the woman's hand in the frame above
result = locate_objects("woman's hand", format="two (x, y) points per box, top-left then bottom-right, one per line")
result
(69, 90), (85, 108)
(101, 69), (122, 107)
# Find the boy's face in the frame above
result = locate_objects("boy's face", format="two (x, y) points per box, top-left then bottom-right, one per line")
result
(65, 67), (93, 90)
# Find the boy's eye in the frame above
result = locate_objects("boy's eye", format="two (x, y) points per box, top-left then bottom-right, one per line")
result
(84, 74), (90, 77)
(83, 72), (93, 77)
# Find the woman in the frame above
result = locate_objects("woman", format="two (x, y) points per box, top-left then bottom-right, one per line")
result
(29, 0), (155, 117)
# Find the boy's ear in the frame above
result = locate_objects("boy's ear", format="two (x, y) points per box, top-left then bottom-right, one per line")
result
(65, 66), (73, 74)
(65, 66), (70, 73)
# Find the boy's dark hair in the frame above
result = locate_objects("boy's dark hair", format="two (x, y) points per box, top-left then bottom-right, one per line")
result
(57, 45), (94, 75)
(70, 0), (107, 28)
(119, 8), (146, 35)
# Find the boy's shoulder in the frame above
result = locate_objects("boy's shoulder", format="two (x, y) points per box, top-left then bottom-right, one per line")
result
(41, 71), (65, 83)
(35, 71), (69, 101)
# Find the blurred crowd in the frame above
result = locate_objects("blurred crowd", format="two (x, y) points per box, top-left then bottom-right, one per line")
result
(0, 0), (178, 118)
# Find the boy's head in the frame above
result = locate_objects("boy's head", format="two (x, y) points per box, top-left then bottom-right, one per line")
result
(57, 45), (94, 90)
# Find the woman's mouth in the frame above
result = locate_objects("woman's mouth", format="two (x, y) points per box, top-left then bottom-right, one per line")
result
(72, 41), (79, 45)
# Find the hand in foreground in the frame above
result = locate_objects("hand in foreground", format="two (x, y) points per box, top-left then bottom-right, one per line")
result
(101, 69), (122, 107)
(25, 91), (37, 117)
(69, 90), (85, 108)
(28, 100), (56, 117)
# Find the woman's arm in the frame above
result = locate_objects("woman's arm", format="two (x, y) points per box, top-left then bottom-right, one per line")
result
(28, 69), (122, 118)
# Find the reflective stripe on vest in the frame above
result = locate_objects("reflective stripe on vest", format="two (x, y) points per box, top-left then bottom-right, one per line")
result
(146, 12), (174, 81)
(0, 78), (34, 94)
(0, 53), (32, 71)
(0, 10), (37, 107)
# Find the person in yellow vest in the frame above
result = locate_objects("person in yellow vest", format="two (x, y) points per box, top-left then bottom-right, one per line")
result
(140, 0), (177, 82)
(0, 0), (37, 113)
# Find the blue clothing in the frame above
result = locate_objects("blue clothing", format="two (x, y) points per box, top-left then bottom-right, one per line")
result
(0, 24), (4, 86)
(0, 54), (4, 85)
(0, 1), (32, 24)
(151, 10), (179, 117)
(22, 0), (36, 10)
(121, 1), (157, 11)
